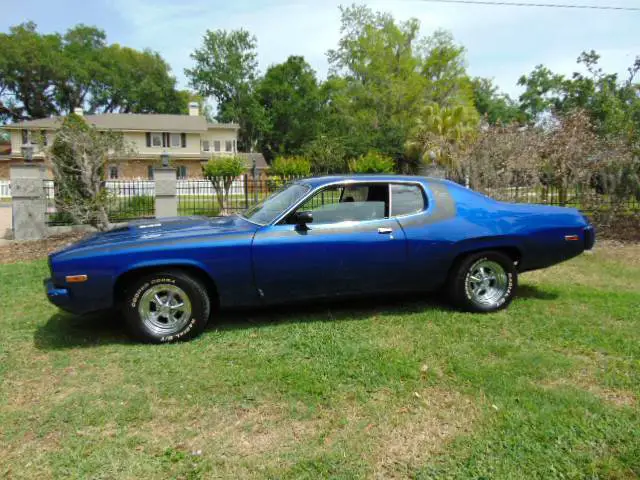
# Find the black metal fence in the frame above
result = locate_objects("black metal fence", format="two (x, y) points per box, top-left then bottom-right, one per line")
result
(42, 175), (640, 226)
(106, 181), (155, 222)
(473, 184), (640, 213)
(44, 180), (155, 225)
(177, 175), (300, 216)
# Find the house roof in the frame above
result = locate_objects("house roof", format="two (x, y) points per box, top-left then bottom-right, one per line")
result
(4, 114), (239, 132)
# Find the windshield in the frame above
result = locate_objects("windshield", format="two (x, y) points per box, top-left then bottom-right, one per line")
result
(241, 183), (311, 225)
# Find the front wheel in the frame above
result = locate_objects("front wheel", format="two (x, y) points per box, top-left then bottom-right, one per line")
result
(448, 251), (518, 313)
(123, 270), (211, 343)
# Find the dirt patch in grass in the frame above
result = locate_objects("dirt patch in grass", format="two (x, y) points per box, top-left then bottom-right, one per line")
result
(368, 388), (478, 478)
(541, 351), (636, 408)
(542, 377), (636, 408)
(0, 232), (89, 265)
(134, 387), (478, 477)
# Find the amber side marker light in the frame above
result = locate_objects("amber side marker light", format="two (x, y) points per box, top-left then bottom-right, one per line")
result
(66, 275), (88, 283)
(565, 235), (580, 241)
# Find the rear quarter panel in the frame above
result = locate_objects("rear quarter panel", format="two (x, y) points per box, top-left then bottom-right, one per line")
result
(396, 180), (589, 288)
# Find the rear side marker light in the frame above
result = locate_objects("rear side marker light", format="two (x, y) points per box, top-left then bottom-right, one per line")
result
(66, 275), (88, 283)
(565, 235), (579, 241)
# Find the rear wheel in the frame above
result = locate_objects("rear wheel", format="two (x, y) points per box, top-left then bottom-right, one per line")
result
(449, 251), (517, 313)
(123, 270), (210, 343)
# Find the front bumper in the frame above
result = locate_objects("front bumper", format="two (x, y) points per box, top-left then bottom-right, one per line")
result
(44, 278), (72, 310)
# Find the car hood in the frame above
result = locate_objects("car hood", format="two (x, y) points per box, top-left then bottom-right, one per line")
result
(52, 215), (259, 256)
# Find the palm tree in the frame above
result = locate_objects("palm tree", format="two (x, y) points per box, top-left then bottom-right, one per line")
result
(406, 103), (478, 169)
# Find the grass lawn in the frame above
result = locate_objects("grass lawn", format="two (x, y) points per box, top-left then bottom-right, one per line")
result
(0, 243), (638, 479)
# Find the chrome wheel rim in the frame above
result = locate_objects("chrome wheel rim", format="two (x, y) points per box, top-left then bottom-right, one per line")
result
(465, 260), (509, 307)
(138, 284), (192, 335)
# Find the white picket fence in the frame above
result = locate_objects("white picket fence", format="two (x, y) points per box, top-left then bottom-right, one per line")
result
(4, 178), (247, 199)
(0, 180), (10, 198)
(103, 178), (246, 197)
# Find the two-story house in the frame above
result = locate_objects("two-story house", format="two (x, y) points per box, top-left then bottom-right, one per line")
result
(0, 103), (267, 180)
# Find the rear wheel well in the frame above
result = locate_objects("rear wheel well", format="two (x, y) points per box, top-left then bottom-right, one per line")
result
(114, 265), (219, 309)
(448, 247), (522, 278)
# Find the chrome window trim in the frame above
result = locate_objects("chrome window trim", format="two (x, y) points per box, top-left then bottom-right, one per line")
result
(269, 179), (429, 227)
(241, 182), (311, 226)
(389, 182), (428, 218)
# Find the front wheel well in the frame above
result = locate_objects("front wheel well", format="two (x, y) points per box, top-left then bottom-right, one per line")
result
(113, 265), (219, 309)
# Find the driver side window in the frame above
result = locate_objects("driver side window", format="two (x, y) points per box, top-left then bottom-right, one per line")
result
(291, 183), (389, 224)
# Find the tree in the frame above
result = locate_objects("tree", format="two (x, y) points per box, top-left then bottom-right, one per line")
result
(324, 5), (427, 161)
(47, 114), (133, 230)
(256, 56), (322, 161)
(321, 6), (480, 171)
(406, 103), (479, 170)
(303, 136), (347, 174)
(471, 77), (526, 125)
(539, 109), (599, 205)
(0, 22), (187, 123)
(186, 29), (265, 151)
(202, 156), (245, 215)
(0, 22), (62, 121)
(90, 45), (188, 114)
(518, 51), (640, 142)
(55, 24), (107, 113)
(419, 30), (475, 109)
(461, 123), (544, 197)
(348, 151), (395, 173)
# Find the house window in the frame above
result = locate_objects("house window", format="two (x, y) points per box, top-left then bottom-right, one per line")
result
(151, 133), (162, 147)
(108, 166), (119, 179)
(41, 130), (48, 146)
(225, 140), (232, 152)
(170, 133), (181, 147)
(202, 140), (210, 152)
(214, 140), (221, 152)
(176, 166), (187, 179)
(148, 166), (154, 180)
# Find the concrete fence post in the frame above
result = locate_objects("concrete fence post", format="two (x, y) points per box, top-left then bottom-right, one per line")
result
(10, 163), (47, 240)
(154, 167), (177, 218)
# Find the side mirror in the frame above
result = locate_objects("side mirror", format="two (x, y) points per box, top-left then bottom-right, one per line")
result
(293, 211), (313, 229)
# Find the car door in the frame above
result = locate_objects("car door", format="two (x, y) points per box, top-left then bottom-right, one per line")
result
(251, 182), (407, 304)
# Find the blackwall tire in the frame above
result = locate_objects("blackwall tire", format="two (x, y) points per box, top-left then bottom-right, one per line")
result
(122, 270), (210, 343)
(449, 251), (518, 313)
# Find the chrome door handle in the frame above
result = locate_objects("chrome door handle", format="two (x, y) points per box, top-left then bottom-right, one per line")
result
(378, 227), (393, 234)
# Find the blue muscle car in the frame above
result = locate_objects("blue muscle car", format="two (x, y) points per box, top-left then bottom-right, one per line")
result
(45, 175), (595, 343)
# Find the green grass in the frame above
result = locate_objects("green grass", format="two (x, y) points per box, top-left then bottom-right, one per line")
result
(0, 244), (638, 479)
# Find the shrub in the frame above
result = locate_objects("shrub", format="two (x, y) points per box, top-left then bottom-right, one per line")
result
(303, 136), (347, 174)
(202, 156), (245, 178)
(48, 113), (133, 230)
(348, 151), (395, 173)
(202, 156), (246, 215)
(270, 156), (311, 178)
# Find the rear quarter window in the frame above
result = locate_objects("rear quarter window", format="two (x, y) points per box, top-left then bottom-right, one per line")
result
(391, 184), (426, 216)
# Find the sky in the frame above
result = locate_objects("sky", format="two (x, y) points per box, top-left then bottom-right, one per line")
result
(2, 0), (638, 98)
